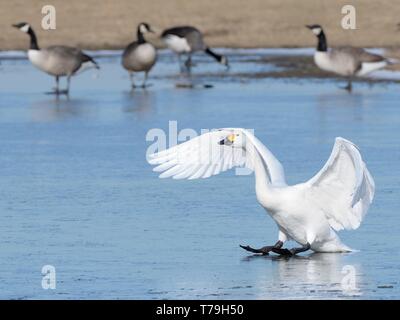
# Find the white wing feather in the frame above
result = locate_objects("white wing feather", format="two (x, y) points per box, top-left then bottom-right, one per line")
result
(305, 137), (375, 231)
(148, 129), (253, 180)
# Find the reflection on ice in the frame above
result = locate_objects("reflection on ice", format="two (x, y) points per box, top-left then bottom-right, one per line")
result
(29, 98), (91, 122)
(244, 253), (362, 299)
(122, 90), (155, 117)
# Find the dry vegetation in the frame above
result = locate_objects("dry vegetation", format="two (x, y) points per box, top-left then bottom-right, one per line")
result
(1, 0), (400, 50)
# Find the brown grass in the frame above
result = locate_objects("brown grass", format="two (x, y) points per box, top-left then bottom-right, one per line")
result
(1, 0), (400, 50)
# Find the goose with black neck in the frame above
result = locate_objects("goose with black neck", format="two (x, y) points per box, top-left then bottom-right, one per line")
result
(12, 22), (99, 96)
(306, 24), (389, 92)
(122, 22), (157, 89)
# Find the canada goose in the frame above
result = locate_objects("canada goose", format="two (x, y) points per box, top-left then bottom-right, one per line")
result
(306, 24), (389, 91)
(161, 26), (229, 73)
(148, 129), (374, 255)
(12, 22), (99, 95)
(122, 22), (157, 88)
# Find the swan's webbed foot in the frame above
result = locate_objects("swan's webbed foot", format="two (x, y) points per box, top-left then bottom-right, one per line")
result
(271, 248), (294, 256)
(272, 243), (311, 256)
(240, 245), (272, 255)
(240, 240), (283, 255)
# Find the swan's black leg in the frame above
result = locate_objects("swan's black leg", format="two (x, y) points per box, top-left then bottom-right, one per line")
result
(272, 243), (311, 256)
(240, 240), (283, 255)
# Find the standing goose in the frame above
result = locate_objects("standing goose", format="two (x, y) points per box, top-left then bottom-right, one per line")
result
(122, 22), (157, 88)
(161, 26), (229, 73)
(306, 24), (389, 91)
(13, 22), (99, 95)
(148, 129), (374, 255)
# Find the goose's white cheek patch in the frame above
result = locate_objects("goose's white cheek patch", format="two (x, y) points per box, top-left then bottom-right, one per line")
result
(21, 24), (30, 33)
(312, 28), (322, 35)
(139, 24), (147, 34)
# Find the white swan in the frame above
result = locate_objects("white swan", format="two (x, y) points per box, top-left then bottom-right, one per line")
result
(147, 129), (375, 255)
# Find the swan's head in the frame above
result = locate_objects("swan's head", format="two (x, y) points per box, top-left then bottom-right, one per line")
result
(13, 22), (31, 33)
(306, 24), (323, 36)
(218, 130), (245, 148)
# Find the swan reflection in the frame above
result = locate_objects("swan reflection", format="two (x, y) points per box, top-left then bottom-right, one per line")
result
(244, 253), (362, 299)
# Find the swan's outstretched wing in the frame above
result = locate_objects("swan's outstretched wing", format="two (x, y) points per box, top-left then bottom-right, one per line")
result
(147, 129), (252, 179)
(305, 137), (375, 231)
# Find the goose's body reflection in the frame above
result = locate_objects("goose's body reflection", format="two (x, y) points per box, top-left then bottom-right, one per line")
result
(30, 98), (90, 122)
(122, 90), (155, 118)
(243, 253), (362, 299)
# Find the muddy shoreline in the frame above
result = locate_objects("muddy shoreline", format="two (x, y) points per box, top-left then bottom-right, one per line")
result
(2, 49), (399, 85)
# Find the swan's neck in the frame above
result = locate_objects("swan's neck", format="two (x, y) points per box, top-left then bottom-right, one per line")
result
(244, 131), (286, 186)
(242, 130), (287, 209)
(254, 148), (272, 188)
(244, 142), (273, 206)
